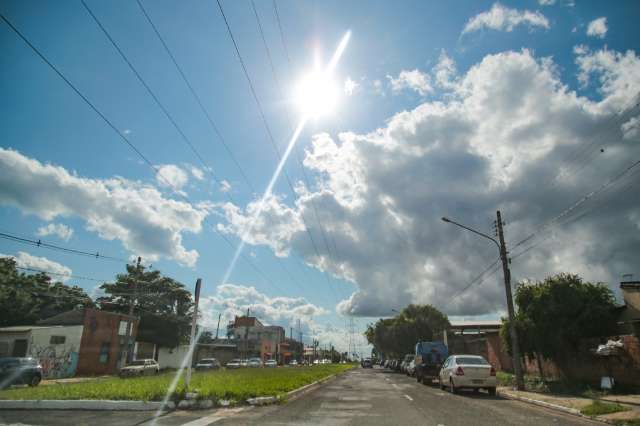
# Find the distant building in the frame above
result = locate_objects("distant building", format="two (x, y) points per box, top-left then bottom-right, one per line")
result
(0, 308), (138, 378)
(227, 316), (289, 362)
(617, 281), (640, 336)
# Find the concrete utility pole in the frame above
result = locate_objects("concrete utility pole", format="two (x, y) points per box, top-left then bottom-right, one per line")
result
(496, 211), (525, 391)
(215, 313), (221, 339)
(120, 256), (141, 367)
(441, 212), (525, 391)
(185, 278), (202, 390)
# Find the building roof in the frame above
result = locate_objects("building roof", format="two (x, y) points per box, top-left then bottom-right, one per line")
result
(0, 325), (73, 332)
(450, 320), (502, 328)
(621, 281), (640, 290)
(37, 308), (137, 326)
(230, 316), (263, 328)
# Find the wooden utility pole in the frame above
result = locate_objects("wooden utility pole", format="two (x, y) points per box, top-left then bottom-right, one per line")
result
(185, 278), (202, 389)
(496, 211), (525, 391)
(214, 313), (222, 339)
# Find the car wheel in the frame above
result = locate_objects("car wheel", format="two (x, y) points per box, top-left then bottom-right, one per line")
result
(449, 379), (457, 394)
(28, 375), (41, 387)
(488, 387), (496, 396)
(438, 378), (444, 390)
(416, 374), (421, 383)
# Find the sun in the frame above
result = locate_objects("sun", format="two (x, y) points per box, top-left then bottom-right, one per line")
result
(294, 70), (340, 118)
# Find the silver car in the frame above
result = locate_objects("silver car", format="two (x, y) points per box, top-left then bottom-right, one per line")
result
(438, 355), (497, 395)
(119, 359), (159, 377)
(247, 357), (263, 368)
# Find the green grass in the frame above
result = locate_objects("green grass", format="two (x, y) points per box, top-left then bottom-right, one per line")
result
(0, 364), (354, 402)
(580, 400), (631, 416)
(612, 420), (640, 426)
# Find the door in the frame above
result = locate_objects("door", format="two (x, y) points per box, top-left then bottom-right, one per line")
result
(12, 339), (28, 357)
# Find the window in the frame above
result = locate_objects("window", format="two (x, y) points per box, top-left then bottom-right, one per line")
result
(50, 335), (66, 345)
(12, 339), (27, 357)
(118, 321), (129, 336)
(99, 342), (110, 363)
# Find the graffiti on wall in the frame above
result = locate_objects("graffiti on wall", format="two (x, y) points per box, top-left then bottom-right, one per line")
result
(29, 342), (79, 379)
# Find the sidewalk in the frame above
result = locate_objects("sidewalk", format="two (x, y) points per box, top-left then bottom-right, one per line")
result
(498, 387), (640, 424)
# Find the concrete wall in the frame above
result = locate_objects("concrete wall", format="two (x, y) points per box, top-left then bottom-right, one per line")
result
(28, 326), (83, 379)
(157, 345), (191, 369)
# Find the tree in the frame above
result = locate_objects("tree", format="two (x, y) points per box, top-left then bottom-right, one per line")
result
(96, 262), (193, 348)
(501, 273), (618, 377)
(364, 304), (450, 358)
(0, 257), (93, 326)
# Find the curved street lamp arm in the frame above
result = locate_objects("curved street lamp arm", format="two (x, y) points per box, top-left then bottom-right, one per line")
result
(441, 217), (501, 252)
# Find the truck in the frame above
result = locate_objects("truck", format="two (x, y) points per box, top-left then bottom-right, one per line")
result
(414, 341), (448, 385)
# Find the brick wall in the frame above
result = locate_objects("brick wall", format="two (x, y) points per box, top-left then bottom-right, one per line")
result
(76, 309), (138, 376)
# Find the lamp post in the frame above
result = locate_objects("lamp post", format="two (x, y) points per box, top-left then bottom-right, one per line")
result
(441, 213), (525, 391)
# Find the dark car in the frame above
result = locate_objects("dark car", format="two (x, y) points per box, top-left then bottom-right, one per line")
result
(0, 357), (43, 389)
(361, 358), (373, 368)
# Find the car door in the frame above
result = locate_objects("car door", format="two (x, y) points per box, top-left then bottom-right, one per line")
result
(440, 357), (451, 383)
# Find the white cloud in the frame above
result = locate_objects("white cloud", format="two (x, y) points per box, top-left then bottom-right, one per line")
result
(433, 51), (459, 90)
(1, 251), (72, 282)
(0, 149), (208, 267)
(462, 3), (550, 34)
(622, 116), (640, 140)
(387, 69), (432, 96)
(586, 17), (608, 39)
(36, 223), (74, 241)
(538, 0), (555, 5)
(344, 77), (360, 96)
(372, 79), (384, 96)
(220, 179), (232, 193)
(217, 47), (640, 318)
(156, 164), (189, 194)
(190, 166), (204, 181)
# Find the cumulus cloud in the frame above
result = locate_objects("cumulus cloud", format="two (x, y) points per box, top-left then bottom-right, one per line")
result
(587, 17), (608, 39)
(462, 3), (550, 34)
(217, 47), (640, 318)
(36, 223), (74, 241)
(190, 166), (205, 181)
(538, 0), (555, 5)
(1, 251), (72, 282)
(220, 179), (232, 193)
(387, 69), (432, 96)
(0, 149), (208, 266)
(156, 164), (189, 194)
(433, 51), (459, 90)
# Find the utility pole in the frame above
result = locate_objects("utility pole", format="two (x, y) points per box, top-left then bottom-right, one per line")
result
(185, 278), (202, 390)
(215, 313), (221, 340)
(120, 256), (141, 367)
(496, 211), (525, 391)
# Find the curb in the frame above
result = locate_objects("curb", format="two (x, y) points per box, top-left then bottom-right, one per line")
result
(284, 371), (341, 401)
(497, 391), (611, 425)
(0, 399), (175, 411)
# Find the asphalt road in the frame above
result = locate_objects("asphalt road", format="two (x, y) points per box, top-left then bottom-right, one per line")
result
(0, 367), (598, 426)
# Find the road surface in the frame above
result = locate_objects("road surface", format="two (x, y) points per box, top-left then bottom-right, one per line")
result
(0, 367), (596, 426)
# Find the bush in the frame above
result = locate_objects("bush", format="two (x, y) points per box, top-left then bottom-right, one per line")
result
(580, 400), (631, 416)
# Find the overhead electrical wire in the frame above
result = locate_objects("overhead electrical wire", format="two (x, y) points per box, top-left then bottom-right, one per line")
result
(0, 11), (287, 297)
(216, 0), (341, 305)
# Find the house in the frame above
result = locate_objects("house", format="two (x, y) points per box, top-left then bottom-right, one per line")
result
(0, 308), (137, 378)
(617, 281), (640, 336)
(226, 316), (288, 362)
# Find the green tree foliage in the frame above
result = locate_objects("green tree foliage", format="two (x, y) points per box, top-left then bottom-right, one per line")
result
(96, 262), (193, 348)
(364, 304), (450, 358)
(501, 273), (618, 370)
(0, 257), (93, 326)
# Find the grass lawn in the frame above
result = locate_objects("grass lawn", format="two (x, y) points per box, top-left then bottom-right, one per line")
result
(580, 400), (631, 416)
(0, 364), (354, 402)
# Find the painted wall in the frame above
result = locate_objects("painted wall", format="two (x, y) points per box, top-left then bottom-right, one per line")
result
(28, 326), (83, 379)
(158, 345), (192, 369)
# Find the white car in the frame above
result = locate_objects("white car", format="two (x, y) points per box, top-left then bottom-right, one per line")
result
(119, 359), (159, 377)
(288, 359), (299, 366)
(248, 357), (263, 368)
(264, 359), (277, 368)
(438, 355), (497, 395)
(226, 358), (243, 369)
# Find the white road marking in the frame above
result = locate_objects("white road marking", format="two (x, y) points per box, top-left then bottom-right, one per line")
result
(404, 394), (413, 401)
(392, 383), (400, 389)
(179, 415), (222, 426)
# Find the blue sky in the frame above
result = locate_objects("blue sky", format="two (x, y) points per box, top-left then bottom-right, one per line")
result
(1, 0), (639, 351)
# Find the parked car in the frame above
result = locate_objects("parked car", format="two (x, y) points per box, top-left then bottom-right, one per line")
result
(321, 358), (332, 364)
(361, 358), (373, 368)
(401, 354), (413, 373)
(406, 359), (416, 377)
(438, 355), (497, 395)
(240, 359), (249, 367)
(288, 359), (299, 366)
(393, 359), (403, 372)
(415, 341), (448, 384)
(248, 357), (263, 368)
(195, 358), (221, 371)
(119, 359), (159, 377)
(265, 359), (277, 368)
(0, 357), (42, 389)
(226, 358), (243, 369)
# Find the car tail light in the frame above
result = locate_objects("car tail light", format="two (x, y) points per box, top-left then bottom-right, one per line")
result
(490, 366), (496, 376)
(455, 366), (464, 376)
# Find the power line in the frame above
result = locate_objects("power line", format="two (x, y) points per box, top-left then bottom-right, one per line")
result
(216, 0), (341, 305)
(15, 266), (108, 283)
(0, 11), (291, 298)
(134, 0), (256, 195)
(81, 0), (235, 204)
(0, 231), (128, 263)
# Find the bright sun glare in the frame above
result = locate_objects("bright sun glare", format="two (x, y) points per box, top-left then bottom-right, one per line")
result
(294, 70), (340, 118)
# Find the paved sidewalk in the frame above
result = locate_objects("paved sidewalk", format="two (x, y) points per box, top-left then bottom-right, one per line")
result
(498, 387), (640, 424)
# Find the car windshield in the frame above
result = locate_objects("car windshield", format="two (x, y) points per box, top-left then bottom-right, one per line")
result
(229, 359), (241, 363)
(456, 357), (489, 365)
(128, 361), (146, 366)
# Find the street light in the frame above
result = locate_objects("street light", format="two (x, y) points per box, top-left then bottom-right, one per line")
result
(441, 213), (525, 391)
